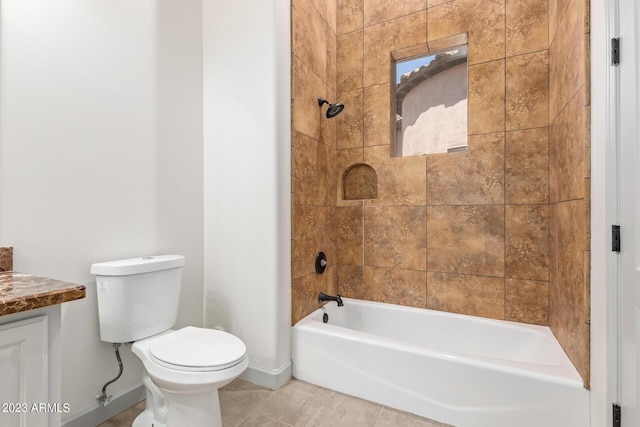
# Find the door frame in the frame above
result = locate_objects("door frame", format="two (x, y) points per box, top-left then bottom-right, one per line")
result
(590, 0), (622, 425)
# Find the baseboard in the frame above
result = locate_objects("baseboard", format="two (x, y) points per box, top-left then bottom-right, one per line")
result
(62, 383), (145, 427)
(240, 360), (292, 390)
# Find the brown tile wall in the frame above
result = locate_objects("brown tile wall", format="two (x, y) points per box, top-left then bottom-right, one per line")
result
(291, 0), (338, 324)
(548, 0), (591, 387)
(0, 247), (13, 272)
(328, 0), (550, 325)
(291, 0), (590, 387)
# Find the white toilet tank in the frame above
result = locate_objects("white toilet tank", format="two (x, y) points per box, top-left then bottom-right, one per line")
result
(91, 255), (185, 343)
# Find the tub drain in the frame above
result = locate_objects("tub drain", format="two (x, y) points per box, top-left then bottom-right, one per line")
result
(323, 313), (329, 323)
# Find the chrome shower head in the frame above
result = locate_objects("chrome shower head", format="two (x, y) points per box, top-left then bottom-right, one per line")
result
(318, 97), (345, 118)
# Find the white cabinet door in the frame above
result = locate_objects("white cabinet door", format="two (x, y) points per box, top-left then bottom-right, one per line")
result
(0, 316), (48, 427)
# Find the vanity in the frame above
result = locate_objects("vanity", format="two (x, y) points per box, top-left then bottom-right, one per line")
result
(0, 248), (85, 427)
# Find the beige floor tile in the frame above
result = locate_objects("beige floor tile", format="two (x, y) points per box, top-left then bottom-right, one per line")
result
(100, 378), (451, 427)
(305, 391), (383, 427)
(220, 379), (274, 427)
(237, 413), (293, 427)
(253, 379), (331, 426)
(375, 406), (447, 427)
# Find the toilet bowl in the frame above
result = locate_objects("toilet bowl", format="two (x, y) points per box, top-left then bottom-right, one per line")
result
(130, 327), (249, 427)
(90, 255), (249, 427)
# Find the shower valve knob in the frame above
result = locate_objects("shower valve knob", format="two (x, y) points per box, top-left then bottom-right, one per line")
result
(315, 252), (327, 274)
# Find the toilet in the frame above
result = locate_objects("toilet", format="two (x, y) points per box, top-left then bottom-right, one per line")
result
(91, 255), (248, 427)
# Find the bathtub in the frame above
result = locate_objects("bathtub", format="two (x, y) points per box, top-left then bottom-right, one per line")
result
(292, 298), (589, 427)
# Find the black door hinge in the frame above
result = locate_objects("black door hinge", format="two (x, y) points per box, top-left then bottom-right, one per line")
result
(613, 403), (621, 427)
(612, 38), (620, 65)
(612, 225), (621, 252)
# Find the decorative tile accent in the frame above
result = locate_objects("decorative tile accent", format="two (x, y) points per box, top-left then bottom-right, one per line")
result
(364, 205), (427, 270)
(427, 205), (505, 276)
(0, 272), (85, 316)
(427, 272), (505, 319)
(426, 133), (505, 206)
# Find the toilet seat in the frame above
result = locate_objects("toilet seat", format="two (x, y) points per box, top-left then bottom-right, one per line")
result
(149, 326), (247, 372)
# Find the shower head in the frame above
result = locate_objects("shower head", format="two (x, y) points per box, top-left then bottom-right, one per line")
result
(318, 97), (345, 118)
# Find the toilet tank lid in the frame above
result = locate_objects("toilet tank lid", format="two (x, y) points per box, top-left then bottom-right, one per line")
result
(90, 255), (185, 276)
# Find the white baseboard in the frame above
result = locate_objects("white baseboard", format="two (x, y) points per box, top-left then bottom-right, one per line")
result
(240, 360), (292, 390)
(62, 383), (145, 427)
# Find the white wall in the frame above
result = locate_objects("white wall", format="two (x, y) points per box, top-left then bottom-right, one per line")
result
(0, 0), (203, 419)
(202, 0), (292, 386)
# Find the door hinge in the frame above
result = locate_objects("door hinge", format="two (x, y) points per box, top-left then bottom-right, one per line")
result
(612, 225), (621, 252)
(613, 403), (621, 427)
(612, 38), (620, 65)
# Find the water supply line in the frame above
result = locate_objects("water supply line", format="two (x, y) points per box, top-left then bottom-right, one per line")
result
(96, 343), (123, 406)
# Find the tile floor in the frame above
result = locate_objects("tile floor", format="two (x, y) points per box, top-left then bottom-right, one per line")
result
(98, 378), (452, 427)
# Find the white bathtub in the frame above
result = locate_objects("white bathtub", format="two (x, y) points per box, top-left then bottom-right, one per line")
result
(292, 298), (589, 427)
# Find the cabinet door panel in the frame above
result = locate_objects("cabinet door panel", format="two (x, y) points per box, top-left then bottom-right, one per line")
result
(0, 316), (47, 427)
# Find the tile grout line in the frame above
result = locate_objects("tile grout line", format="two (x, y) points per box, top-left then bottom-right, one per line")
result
(371, 403), (385, 426)
(303, 389), (336, 427)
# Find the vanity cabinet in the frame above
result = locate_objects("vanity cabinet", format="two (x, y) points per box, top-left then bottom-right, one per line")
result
(0, 316), (48, 427)
(0, 306), (64, 427)
(0, 270), (85, 426)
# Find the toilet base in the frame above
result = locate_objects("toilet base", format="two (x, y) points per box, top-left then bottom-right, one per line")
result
(136, 388), (223, 427)
(164, 389), (222, 427)
(132, 409), (163, 427)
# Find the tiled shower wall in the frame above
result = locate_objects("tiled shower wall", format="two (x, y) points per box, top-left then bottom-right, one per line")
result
(548, 0), (591, 386)
(291, 0), (339, 322)
(292, 0), (590, 386)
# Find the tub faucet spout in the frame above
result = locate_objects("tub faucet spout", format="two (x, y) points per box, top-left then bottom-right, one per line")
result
(318, 291), (343, 307)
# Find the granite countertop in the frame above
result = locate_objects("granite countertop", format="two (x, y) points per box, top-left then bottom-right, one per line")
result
(0, 271), (86, 316)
